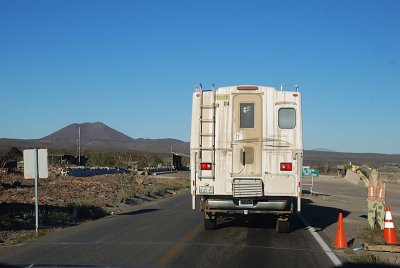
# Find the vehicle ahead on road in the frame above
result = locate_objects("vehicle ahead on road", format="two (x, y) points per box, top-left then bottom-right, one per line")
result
(190, 84), (303, 232)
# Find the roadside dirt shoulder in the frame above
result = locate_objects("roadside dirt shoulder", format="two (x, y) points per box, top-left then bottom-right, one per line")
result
(0, 172), (190, 248)
(301, 175), (400, 265)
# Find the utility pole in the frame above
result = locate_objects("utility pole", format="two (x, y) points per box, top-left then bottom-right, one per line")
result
(78, 126), (81, 166)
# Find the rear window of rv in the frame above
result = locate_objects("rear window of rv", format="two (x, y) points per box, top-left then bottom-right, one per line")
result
(240, 103), (254, 128)
(278, 108), (296, 129)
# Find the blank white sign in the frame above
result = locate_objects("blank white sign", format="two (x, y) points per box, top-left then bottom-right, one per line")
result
(23, 149), (49, 179)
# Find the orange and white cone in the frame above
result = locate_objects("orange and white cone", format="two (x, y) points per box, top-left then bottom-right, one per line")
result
(334, 212), (347, 249)
(383, 205), (398, 245)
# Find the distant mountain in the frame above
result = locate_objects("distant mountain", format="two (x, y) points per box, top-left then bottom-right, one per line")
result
(42, 122), (133, 143)
(0, 122), (189, 154)
(312, 148), (336, 152)
(1, 123), (399, 164)
(304, 150), (400, 167)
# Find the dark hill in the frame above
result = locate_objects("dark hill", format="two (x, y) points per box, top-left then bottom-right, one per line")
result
(41, 122), (134, 143)
(304, 150), (400, 167)
(1, 123), (399, 165)
(0, 122), (189, 154)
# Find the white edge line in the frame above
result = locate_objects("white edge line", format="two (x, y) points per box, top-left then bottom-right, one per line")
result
(297, 213), (343, 267)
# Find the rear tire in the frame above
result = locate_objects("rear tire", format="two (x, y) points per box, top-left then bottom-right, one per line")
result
(276, 219), (290, 233)
(204, 220), (217, 230)
(204, 217), (216, 230)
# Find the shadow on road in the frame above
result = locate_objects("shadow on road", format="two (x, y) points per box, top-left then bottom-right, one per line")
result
(214, 213), (306, 233)
(206, 198), (351, 233)
(300, 198), (350, 232)
(216, 214), (277, 230)
(0, 202), (107, 231)
(302, 189), (331, 196)
(118, 208), (161, 216)
(0, 264), (110, 268)
(0, 263), (20, 268)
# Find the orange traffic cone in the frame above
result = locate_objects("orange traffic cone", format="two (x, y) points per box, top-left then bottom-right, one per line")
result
(383, 205), (398, 245)
(334, 212), (347, 249)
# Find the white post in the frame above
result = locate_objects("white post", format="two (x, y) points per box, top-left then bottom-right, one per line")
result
(297, 153), (302, 212)
(310, 176), (314, 196)
(191, 152), (197, 210)
(34, 148), (39, 234)
(192, 192), (196, 210)
(297, 185), (301, 212)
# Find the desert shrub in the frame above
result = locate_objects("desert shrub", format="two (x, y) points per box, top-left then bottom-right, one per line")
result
(41, 210), (69, 224)
(0, 215), (13, 229)
(117, 188), (136, 203)
(119, 174), (135, 185)
(350, 252), (389, 265)
(87, 152), (124, 167)
(70, 199), (106, 220)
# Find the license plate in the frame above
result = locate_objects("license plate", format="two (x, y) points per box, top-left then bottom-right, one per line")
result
(199, 186), (214, 194)
(239, 199), (253, 206)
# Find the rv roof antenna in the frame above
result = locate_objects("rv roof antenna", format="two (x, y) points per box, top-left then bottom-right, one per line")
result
(278, 83), (299, 92)
(212, 83), (215, 90)
(195, 83), (202, 91)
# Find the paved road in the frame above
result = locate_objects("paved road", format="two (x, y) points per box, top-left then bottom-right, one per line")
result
(303, 175), (400, 217)
(304, 175), (400, 203)
(0, 192), (337, 268)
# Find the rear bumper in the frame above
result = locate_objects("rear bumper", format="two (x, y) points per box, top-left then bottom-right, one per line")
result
(202, 196), (292, 215)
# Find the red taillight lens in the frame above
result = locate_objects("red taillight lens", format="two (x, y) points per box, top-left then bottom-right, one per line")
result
(280, 162), (292, 171)
(201, 163), (212, 170)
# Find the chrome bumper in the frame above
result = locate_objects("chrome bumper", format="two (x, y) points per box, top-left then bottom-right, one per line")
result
(206, 198), (288, 210)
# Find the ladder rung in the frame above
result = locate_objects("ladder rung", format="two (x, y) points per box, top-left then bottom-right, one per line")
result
(199, 176), (214, 180)
(200, 119), (215, 123)
(201, 105), (217, 109)
(200, 134), (215, 137)
(200, 148), (215, 151)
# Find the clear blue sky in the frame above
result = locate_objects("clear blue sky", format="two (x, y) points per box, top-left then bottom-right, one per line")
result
(1, 0), (399, 154)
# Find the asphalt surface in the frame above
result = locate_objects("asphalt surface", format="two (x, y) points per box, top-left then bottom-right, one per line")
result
(304, 175), (400, 204)
(0, 191), (338, 268)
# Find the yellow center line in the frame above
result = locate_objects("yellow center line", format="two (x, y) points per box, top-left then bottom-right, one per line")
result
(154, 223), (203, 268)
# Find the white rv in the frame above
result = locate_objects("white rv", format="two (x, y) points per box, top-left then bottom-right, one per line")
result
(190, 85), (303, 232)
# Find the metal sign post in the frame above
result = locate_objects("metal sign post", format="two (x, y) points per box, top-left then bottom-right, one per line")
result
(302, 166), (320, 196)
(34, 149), (39, 234)
(24, 148), (48, 235)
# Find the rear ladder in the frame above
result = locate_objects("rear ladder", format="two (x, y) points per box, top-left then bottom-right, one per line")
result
(199, 90), (216, 181)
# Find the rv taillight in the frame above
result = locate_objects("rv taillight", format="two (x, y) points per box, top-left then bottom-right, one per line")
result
(201, 163), (212, 170)
(280, 162), (292, 171)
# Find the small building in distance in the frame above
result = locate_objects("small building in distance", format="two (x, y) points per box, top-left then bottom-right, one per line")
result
(61, 154), (88, 166)
(172, 152), (189, 171)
